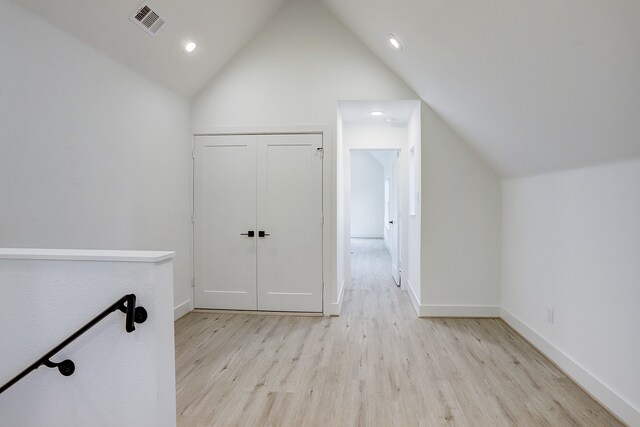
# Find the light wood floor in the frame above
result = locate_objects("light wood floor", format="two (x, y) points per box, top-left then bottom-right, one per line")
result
(175, 238), (621, 426)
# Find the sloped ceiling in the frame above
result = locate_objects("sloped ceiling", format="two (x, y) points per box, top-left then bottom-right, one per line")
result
(9, 0), (640, 176)
(323, 0), (640, 176)
(8, 0), (289, 97)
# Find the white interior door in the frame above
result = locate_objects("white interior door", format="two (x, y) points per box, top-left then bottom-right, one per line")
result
(390, 152), (401, 285)
(194, 135), (257, 310)
(256, 134), (323, 312)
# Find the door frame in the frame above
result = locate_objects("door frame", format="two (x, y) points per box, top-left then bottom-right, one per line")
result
(390, 150), (402, 286)
(192, 126), (334, 316)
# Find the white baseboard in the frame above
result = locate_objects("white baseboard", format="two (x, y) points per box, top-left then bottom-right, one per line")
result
(404, 282), (498, 318)
(422, 304), (500, 318)
(173, 299), (192, 321)
(326, 279), (346, 316)
(350, 235), (383, 239)
(407, 280), (421, 316)
(501, 308), (639, 426)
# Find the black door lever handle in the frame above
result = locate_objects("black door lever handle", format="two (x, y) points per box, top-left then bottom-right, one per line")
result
(240, 231), (255, 237)
(258, 231), (270, 237)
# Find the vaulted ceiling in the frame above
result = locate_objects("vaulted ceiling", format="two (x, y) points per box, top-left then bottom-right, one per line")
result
(10, 0), (289, 97)
(9, 0), (640, 176)
(323, 0), (640, 176)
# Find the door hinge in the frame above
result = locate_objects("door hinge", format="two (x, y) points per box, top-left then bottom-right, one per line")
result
(321, 215), (324, 225)
(191, 149), (195, 159)
(191, 214), (195, 223)
(191, 278), (195, 288)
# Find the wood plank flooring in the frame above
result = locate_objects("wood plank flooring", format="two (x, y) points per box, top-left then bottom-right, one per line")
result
(175, 238), (621, 426)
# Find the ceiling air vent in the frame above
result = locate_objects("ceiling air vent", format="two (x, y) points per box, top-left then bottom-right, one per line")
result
(129, 3), (166, 37)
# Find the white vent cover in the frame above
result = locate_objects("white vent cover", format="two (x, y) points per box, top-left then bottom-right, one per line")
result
(129, 2), (166, 37)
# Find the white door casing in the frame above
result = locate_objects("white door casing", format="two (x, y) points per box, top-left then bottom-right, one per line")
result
(390, 152), (401, 285)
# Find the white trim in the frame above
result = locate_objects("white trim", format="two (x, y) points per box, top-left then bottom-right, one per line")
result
(501, 308), (639, 426)
(174, 299), (193, 321)
(327, 279), (346, 316)
(0, 248), (175, 263)
(406, 280), (421, 317)
(193, 309), (322, 317)
(422, 304), (500, 318)
(404, 287), (498, 318)
(319, 126), (334, 317)
(192, 125), (330, 136)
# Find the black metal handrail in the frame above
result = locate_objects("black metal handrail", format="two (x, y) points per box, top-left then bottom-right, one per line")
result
(0, 294), (147, 395)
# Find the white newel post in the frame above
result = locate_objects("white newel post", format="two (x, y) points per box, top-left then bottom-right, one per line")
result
(0, 249), (177, 427)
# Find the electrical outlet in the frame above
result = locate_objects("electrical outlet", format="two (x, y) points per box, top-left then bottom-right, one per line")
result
(546, 307), (555, 324)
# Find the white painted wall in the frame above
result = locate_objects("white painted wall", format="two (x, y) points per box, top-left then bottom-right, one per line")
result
(502, 158), (640, 426)
(350, 152), (384, 238)
(420, 103), (502, 317)
(191, 0), (416, 314)
(0, 0), (193, 319)
(0, 250), (176, 427)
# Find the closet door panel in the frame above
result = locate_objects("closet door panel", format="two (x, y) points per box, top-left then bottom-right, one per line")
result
(194, 135), (257, 310)
(256, 134), (323, 312)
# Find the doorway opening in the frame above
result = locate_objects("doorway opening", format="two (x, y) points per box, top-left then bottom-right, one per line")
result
(335, 100), (421, 316)
(350, 149), (401, 290)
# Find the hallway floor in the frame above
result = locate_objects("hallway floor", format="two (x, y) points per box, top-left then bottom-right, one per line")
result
(174, 238), (620, 426)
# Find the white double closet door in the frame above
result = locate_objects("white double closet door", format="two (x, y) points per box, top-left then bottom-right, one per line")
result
(194, 134), (323, 312)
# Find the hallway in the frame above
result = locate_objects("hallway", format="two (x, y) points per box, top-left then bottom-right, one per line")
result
(174, 239), (620, 426)
(343, 238), (407, 319)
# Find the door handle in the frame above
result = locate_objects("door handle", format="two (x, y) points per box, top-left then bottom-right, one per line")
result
(240, 231), (255, 237)
(388, 221), (394, 224)
(258, 231), (270, 237)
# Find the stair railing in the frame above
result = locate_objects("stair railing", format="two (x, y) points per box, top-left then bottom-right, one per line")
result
(0, 294), (147, 395)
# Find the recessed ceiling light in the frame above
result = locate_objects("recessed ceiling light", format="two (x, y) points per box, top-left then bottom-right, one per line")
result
(388, 34), (402, 50)
(370, 111), (384, 117)
(184, 41), (197, 53)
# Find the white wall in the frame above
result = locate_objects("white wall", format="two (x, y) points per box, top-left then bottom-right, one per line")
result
(0, 250), (176, 427)
(420, 103), (502, 317)
(191, 0), (416, 314)
(502, 158), (640, 426)
(0, 0), (193, 319)
(350, 152), (385, 238)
